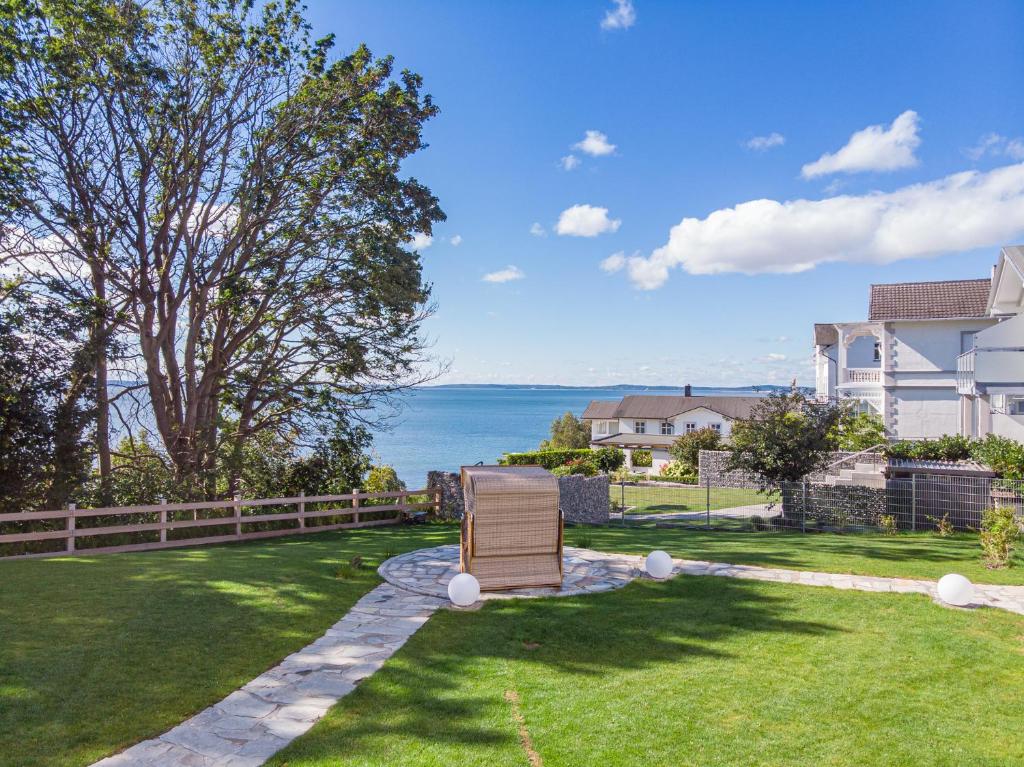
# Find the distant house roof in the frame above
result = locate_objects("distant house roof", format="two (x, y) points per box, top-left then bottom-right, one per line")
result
(582, 395), (762, 422)
(591, 434), (678, 449)
(868, 278), (992, 321)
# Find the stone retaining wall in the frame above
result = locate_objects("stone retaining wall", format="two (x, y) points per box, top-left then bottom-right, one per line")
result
(425, 470), (610, 524)
(697, 449), (858, 488)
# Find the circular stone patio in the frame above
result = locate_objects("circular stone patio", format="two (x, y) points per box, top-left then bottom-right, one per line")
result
(378, 544), (646, 601)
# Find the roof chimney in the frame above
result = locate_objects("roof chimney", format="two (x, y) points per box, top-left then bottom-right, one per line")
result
(684, 384), (692, 397)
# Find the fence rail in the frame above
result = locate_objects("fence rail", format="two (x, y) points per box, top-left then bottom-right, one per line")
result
(0, 488), (440, 560)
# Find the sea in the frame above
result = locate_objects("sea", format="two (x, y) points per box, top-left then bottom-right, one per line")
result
(369, 385), (772, 488)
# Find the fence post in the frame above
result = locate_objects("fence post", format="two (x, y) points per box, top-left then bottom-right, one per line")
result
(620, 482), (625, 526)
(159, 497), (167, 544)
(911, 474), (917, 532)
(800, 483), (806, 533)
(433, 487), (442, 517)
(233, 494), (242, 539)
(706, 474), (711, 530)
(66, 503), (75, 554)
(352, 488), (360, 525)
(298, 490), (306, 530)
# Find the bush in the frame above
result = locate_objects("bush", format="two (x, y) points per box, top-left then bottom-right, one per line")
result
(500, 448), (594, 470)
(980, 506), (1020, 568)
(884, 434), (972, 462)
(933, 513), (954, 537)
(970, 434), (1024, 479)
(538, 411), (591, 450)
(631, 449), (653, 468)
(564, 458), (599, 476)
(669, 428), (721, 471)
(658, 460), (698, 484)
(831, 411), (886, 451)
(879, 514), (898, 536)
(593, 446), (626, 472)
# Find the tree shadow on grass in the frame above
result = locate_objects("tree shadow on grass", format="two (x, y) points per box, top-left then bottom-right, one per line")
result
(269, 574), (844, 765)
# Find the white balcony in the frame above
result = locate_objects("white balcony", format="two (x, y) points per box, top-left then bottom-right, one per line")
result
(958, 346), (1024, 396)
(841, 368), (881, 384)
(956, 350), (975, 395)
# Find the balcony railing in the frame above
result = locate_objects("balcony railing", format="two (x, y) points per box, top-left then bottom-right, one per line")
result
(842, 368), (880, 384)
(956, 350), (975, 395)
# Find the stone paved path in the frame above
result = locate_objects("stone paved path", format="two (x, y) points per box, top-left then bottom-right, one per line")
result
(93, 546), (1024, 766)
(93, 584), (444, 767)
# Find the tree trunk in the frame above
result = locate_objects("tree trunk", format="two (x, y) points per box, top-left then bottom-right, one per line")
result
(91, 264), (112, 505)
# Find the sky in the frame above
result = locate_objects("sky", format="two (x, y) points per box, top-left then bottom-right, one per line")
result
(305, 0), (1024, 388)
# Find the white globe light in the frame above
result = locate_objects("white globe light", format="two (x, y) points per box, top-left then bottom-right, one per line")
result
(448, 572), (481, 607)
(645, 550), (674, 580)
(937, 573), (975, 607)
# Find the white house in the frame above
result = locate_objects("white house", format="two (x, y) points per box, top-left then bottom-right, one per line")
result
(814, 245), (1024, 441)
(582, 393), (761, 473)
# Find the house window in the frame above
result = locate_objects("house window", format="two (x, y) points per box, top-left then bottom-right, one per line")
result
(1010, 397), (1024, 416)
(596, 421), (607, 435)
(873, 341), (881, 362)
(685, 422), (697, 433)
(634, 420), (646, 434)
(709, 423), (722, 433)
(660, 421), (673, 435)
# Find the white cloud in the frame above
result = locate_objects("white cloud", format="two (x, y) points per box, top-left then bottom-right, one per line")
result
(764, 353), (787, 361)
(801, 110), (921, 179)
(573, 130), (616, 157)
(600, 0), (635, 30)
(600, 252), (626, 273)
(449, 234), (463, 246)
(482, 265), (525, 283)
(746, 132), (785, 151)
(624, 162), (1024, 289)
(410, 232), (433, 250)
(560, 154), (581, 171)
(966, 133), (1024, 162)
(556, 204), (621, 237)
(529, 222), (546, 237)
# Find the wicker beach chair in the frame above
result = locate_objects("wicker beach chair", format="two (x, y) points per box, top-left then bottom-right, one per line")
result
(459, 465), (563, 590)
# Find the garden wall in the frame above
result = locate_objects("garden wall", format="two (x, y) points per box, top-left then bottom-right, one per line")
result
(426, 471), (610, 524)
(697, 450), (857, 488)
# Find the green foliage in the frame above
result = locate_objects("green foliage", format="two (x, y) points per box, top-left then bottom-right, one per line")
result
(970, 434), (1024, 479)
(933, 513), (954, 538)
(669, 427), (721, 471)
(364, 465), (406, 494)
(500, 448), (594, 470)
(884, 434), (972, 462)
(980, 506), (1020, 569)
(631, 449), (653, 468)
(539, 411), (591, 450)
(832, 411), (886, 451)
(728, 392), (844, 489)
(593, 446), (625, 472)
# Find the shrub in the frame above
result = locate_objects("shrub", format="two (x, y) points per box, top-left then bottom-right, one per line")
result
(879, 514), (898, 536)
(593, 446), (626, 472)
(658, 460), (699, 484)
(831, 411), (886, 451)
(500, 448), (593, 470)
(932, 512), (954, 537)
(970, 434), (1024, 479)
(564, 458), (598, 476)
(538, 412), (590, 450)
(631, 449), (653, 468)
(884, 434), (972, 462)
(669, 428), (721, 471)
(980, 505), (1020, 568)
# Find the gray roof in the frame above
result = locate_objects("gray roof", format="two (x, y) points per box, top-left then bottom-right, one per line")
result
(582, 394), (762, 421)
(868, 278), (992, 321)
(590, 434), (678, 449)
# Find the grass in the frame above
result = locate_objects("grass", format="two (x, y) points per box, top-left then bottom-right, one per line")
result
(3, 521), (1023, 766)
(0, 524), (458, 767)
(611, 484), (776, 515)
(565, 525), (1024, 585)
(268, 574), (1024, 767)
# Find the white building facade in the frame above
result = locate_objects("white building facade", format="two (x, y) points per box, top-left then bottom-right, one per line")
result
(814, 246), (1024, 441)
(582, 394), (761, 473)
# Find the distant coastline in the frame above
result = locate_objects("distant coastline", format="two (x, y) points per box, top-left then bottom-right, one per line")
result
(419, 383), (801, 392)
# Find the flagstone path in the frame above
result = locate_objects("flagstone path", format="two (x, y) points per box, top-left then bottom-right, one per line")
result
(93, 544), (1024, 766)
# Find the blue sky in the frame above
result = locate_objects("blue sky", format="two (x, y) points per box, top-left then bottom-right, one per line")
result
(306, 0), (1024, 387)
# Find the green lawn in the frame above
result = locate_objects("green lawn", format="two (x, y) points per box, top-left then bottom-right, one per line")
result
(0, 525), (458, 767)
(269, 574), (1024, 767)
(566, 525), (1024, 585)
(611, 483), (776, 515)
(3, 522), (1023, 767)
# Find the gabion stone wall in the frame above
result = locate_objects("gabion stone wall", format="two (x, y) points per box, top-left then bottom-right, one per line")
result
(557, 474), (610, 524)
(425, 471), (610, 524)
(426, 471), (464, 520)
(698, 450), (857, 488)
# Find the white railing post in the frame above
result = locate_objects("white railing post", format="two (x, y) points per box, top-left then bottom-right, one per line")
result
(352, 488), (360, 525)
(298, 490), (306, 530)
(159, 497), (167, 543)
(66, 503), (76, 554)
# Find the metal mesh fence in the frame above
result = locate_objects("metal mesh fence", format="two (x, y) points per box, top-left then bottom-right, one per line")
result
(610, 476), (1024, 534)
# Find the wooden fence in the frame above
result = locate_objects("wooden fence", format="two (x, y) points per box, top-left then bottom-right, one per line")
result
(0, 487), (440, 560)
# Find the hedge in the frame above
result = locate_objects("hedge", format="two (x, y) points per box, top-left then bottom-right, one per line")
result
(499, 449), (594, 470)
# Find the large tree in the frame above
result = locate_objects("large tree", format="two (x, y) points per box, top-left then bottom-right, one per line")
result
(1, 0), (444, 497)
